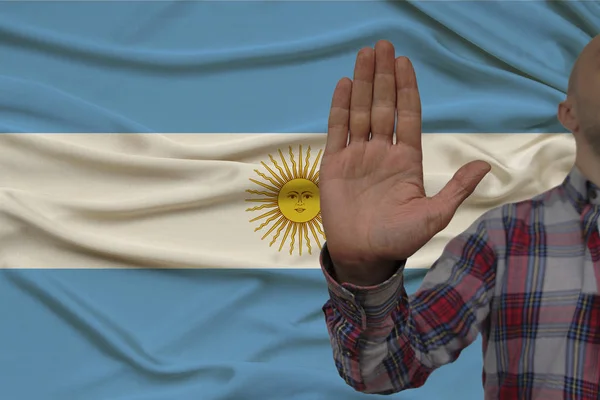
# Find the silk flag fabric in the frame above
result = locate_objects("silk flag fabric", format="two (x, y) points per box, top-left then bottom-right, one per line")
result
(0, 1), (597, 399)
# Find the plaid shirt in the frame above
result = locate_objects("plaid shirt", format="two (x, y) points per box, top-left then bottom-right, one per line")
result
(321, 166), (600, 400)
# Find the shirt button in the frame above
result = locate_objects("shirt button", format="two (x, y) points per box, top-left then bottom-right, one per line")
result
(345, 300), (356, 310)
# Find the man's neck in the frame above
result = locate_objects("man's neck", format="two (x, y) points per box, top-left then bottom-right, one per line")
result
(575, 145), (600, 187)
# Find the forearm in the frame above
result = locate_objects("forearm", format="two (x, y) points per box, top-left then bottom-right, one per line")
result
(320, 218), (497, 394)
(322, 268), (491, 394)
(321, 245), (432, 394)
(322, 274), (436, 394)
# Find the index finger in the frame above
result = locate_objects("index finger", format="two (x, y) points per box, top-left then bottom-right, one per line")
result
(325, 77), (352, 155)
(395, 57), (422, 152)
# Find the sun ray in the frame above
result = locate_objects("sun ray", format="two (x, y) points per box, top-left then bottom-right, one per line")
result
(308, 220), (323, 249)
(289, 223), (298, 255)
(312, 218), (326, 238)
(269, 219), (292, 247)
(245, 189), (277, 197)
(298, 223), (303, 256)
(261, 161), (286, 187)
(251, 170), (280, 190)
(303, 223), (312, 255)
(278, 149), (293, 181)
(307, 148), (322, 182)
(262, 215), (286, 240)
(249, 178), (279, 194)
(278, 221), (294, 251)
(245, 204), (277, 212)
(288, 146), (298, 180)
(250, 208), (280, 224)
(298, 145), (303, 180)
(245, 198), (278, 204)
(302, 146), (311, 179)
(269, 154), (289, 183)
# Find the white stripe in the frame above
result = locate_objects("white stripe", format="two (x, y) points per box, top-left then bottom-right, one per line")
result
(0, 133), (574, 269)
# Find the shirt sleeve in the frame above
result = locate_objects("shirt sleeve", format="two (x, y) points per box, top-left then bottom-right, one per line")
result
(321, 216), (497, 394)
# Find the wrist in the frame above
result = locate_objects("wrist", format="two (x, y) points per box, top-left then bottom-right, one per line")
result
(332, 259), (399, 287)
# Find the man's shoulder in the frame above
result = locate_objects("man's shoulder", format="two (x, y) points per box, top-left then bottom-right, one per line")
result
(465, 184), (566, 253)
(477, 183), (566, 226)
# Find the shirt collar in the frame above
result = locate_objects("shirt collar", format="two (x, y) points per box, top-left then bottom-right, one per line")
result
(562, 165), (600, 214)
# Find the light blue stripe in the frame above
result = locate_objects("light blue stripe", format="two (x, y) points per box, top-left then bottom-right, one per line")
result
(0, 268), (483, 399)
(0, 1), (595, 133)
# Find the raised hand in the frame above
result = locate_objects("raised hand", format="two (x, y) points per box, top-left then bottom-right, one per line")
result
(319, 41), (491, 286)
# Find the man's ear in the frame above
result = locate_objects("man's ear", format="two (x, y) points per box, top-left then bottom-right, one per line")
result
(558, 99), (578, 133)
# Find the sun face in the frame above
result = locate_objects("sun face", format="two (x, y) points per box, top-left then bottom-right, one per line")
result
(278, 179), (320, 223)
(245, 145), (325, 256)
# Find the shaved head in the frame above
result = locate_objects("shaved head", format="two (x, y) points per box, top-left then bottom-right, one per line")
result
(566, 59), (579, 96)
(560, 35), (600, 156)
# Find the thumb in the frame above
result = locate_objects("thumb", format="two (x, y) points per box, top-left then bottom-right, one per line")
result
(430, 160), (492, 228)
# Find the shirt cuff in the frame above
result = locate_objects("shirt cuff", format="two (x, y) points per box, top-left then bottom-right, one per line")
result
(320, 243), (405, 330)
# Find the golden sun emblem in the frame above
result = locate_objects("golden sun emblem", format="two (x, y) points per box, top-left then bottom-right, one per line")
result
(245, 145), (325, 256)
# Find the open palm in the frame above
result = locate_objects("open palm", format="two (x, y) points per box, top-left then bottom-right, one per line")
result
(319, 41), (491, 285)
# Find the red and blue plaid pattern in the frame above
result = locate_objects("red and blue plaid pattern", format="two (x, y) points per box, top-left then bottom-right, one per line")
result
(321, 167), (600, 400)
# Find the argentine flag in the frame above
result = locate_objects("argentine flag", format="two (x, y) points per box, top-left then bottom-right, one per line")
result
(0, 1), (597, 399)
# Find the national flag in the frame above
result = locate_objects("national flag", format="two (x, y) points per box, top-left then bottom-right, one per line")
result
(0, 1), (596, 399)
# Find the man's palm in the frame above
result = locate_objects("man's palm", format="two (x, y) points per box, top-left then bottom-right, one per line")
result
(319, 41), (490, 283)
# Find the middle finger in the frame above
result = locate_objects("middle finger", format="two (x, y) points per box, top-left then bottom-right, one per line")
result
(371, 40), (397, 142)
(349, 47), (375, 143)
